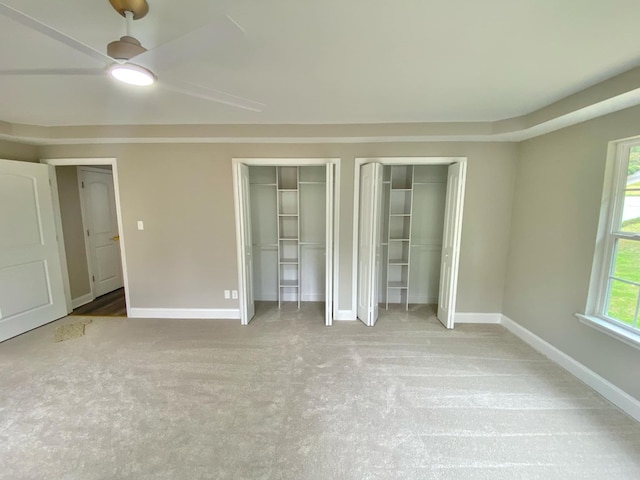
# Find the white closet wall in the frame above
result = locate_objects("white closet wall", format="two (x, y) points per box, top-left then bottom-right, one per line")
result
(379, 164), (447, 307)
(249, 167), (278, 301)
(409, 165), (447, 304)
(249, 166), (326, 305)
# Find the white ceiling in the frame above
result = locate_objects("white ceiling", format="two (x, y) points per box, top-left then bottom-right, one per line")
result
(2, 0), (640, 127)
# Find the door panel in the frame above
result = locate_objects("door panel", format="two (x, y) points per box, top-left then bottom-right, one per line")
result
(325, 163), (334, 326)
(80, 169), (123, 297)
(238, 164), (255, 324)
(437, 162), (466, 329)
(357, 162), (383, 326)
(0, 160), (67, 342)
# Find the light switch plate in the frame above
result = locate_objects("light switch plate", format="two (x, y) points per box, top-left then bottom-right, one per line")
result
(137, 220), (144, 230)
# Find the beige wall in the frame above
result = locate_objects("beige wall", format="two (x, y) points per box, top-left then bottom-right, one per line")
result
(38, 142), (517, 314)
(503, 104), (640, 400)
(0, 139), (38, 162)
(56, 166), (91, 300)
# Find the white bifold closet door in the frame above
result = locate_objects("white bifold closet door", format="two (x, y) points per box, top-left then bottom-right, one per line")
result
(325, 163), (334, 326)
(0, 160), (67, 341)
(236, 164), (256, 325)
(357, 162), (383, 327)
(437, 162), (465, 329)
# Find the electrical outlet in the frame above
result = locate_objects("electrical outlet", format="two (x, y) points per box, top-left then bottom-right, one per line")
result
(232, 290), (238, 299)
(224, 290), (230, 299)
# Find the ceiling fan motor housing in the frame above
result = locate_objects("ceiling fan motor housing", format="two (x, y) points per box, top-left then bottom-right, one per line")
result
(107, 36), (147, 60)
(108, 0), (149, 20)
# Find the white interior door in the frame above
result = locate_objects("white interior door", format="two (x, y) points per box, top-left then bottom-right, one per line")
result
(325, 163), (334, 326)
(80, 168), (123, 298)
(237, 164), (255, 325)
(437, 162), (466, 329)
(0, 160), (67, 342)
(357, 162), (383, 326)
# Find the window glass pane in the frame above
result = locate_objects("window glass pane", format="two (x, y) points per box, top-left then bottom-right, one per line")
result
(621, 147), (640, 232)
(606, 279), (639, 326)
(622, 190), (640, 233)
(612, 238), (640, 283)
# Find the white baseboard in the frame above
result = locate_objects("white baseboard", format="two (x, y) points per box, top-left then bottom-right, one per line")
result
(455, 312), (502, 324)
(501, 315), (640, 423)
(72, 293), (94, 309)
(335, 309), (356, 321)
(128, 308), (240, 320)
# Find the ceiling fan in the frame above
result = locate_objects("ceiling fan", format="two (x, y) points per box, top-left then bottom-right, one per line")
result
(0, 0), (264, 112)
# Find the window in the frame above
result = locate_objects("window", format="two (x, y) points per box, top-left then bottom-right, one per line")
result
(579, 140), (640, 347)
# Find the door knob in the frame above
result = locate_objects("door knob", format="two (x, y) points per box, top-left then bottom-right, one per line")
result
(112, 235), (120, 241)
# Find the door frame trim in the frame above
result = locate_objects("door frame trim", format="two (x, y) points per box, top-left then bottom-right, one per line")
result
(41, 158), (130, 316)
(352, 157), (467, 320)
(232, 158), (341, 325)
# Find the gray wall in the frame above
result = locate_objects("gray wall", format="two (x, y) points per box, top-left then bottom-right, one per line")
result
(503, 104), (640, 400)
(56, 166), (91, 300)
(38, 142), (517, 314)
(0, 139), (38, 162)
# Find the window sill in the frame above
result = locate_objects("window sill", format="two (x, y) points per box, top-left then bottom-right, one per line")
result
(575, 313), (640, 351)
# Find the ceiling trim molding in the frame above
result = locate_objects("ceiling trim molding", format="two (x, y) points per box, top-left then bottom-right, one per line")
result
(3, 66), (640, 146)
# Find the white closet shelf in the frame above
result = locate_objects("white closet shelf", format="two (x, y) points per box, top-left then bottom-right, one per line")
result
(279, 258), (299, 264)
(388, 282), (409, 289)
(278, 213), (298, 216)
(389, 237), (410, 241)
(300, 242), (324, 246)
(390, 213), (410, 217)
(388, 259), (409, 265)
(298, 181), (325, 185)
(280, 280), (299, 287)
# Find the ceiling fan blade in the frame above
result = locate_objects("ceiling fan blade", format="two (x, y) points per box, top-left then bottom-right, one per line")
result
(132, 15), (244, 72)
(0, 2), (114, 66)
(0, 67), (105, 76)
(160, 80), (265, 112)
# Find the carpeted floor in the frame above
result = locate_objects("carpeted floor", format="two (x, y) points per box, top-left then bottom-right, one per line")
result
(1, 303), (639, 479)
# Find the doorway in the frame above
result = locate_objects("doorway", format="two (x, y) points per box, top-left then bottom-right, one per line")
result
(233, 158), (339, 326)
(353, 157), (466, 328)
(43, 158), (130, 317)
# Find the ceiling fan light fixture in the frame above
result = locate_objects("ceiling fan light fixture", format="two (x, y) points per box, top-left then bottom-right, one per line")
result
(109, 63), (155, 86)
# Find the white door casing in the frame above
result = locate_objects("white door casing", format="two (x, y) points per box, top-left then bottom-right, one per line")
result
(437, 162), (467, 329)
(79, 168), (123, 298)
(325, 163), (334, 326)
(235, 163), (255, 325)
(0, 159), (67, 342)
(357, 162), (383, 326)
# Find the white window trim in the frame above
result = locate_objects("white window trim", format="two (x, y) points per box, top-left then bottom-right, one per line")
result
(578, 138), (640, 350)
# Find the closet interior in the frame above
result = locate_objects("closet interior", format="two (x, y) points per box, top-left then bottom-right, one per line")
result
(248, 166), (327, 313)
(378, 164), (448, 309)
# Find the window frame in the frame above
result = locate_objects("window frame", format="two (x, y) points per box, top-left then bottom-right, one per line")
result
(577, 138), (640, 349)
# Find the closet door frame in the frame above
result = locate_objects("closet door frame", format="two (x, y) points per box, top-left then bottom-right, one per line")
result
(352, 157), (467, 327)
(232, 158), (340, 326)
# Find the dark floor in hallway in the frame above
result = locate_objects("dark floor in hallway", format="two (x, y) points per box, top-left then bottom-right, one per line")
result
(71, 288), (126, 316)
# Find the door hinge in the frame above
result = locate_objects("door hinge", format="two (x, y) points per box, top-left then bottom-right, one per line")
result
(87, 229), (90, 237)
(81, 181), (84, 188)
(92, 275), (95, 282)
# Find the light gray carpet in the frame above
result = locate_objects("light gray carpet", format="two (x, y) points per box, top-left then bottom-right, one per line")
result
(1, 303), (639, 479)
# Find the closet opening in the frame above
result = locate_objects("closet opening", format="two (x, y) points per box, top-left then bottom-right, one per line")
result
(233, 160), (338, 326)
(355, 158), (466, 328)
